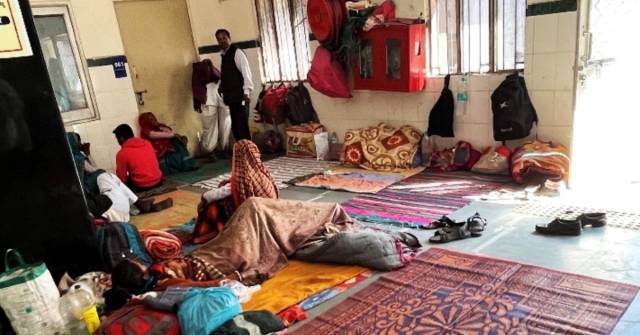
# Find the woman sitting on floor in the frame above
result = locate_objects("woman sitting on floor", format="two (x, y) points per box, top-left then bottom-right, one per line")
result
(192, 139), (278, 244)
(112, 197), (420, 294)
(139, 112), (196, 175)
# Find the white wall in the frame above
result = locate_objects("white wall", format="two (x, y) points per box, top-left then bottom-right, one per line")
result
(31, 0), (140, 171)
(185, 0), (578, 151)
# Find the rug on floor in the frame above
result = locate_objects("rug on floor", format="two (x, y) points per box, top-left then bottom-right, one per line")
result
(192, 156), (341, 190)
(294, 248), (639, 335)
(165, 159), (231, 185)
(130, 190), (200, 230)
(515, 201), (640, 231)
(289, 166), (425, 194)
(242, 260), (367, 314)
(135, 179), (182, 199)
(342, 172), (509, 228)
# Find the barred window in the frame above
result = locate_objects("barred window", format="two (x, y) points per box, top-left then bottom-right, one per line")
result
(430, 0), (526, 75)
(255, 0), (310, 82)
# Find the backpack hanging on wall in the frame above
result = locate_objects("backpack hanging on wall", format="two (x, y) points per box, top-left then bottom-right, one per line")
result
(491, 72), (538, 141)
(427, 74), (455, 137)
(286, 83), (319, 125)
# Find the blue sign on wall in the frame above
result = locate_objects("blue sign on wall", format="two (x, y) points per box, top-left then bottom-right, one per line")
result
(112, 56), (127, 78)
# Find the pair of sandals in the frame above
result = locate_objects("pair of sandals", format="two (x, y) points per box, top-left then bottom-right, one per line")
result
(429, 213), (487, 243)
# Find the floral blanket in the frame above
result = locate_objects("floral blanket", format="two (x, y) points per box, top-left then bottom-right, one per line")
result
(341, 123), (422, 171)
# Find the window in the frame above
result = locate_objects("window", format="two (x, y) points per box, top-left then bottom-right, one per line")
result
(33, 6), (97, 124)
(429, 0), (526, 75)
(255, 0), (311, 82)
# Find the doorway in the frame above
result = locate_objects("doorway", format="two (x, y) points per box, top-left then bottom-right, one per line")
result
(114, 0), (201, 153)
(570, 0), (640, 191)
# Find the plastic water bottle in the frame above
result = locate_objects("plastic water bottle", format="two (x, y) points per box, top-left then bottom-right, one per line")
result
(58, 289), (100, 335)
(456, 74), (469, 116)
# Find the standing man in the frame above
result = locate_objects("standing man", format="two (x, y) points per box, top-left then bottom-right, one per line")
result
(216, 28), (253, 141)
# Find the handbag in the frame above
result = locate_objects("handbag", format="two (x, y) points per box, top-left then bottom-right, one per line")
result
(0, 249), (65, 335)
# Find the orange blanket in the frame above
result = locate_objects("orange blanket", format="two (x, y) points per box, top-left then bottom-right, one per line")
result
(511, 140), (570, 184)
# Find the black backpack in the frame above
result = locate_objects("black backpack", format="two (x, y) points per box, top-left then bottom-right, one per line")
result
(427, 74), (455, 137)
(97, 222), (151, 271)
(286, 84), (319, 125)
(491, 73), (538, 141)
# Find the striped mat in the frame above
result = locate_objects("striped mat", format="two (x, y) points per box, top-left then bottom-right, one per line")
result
(342, 172), (510, 229)
(193, 156), (341, 190)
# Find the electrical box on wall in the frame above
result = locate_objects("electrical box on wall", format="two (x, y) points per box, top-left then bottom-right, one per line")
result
(353, 20), (426, 92)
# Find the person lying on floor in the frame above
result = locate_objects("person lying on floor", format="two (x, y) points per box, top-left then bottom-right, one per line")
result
(112, 197), (420, 294)
(139, 112), (196, 175)
(193, 139), (278, 243)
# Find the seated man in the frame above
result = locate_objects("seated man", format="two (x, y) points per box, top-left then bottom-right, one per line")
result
(113, 124), (163, 192)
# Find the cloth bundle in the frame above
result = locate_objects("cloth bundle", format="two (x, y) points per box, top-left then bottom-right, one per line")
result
(139, 230), (183, 261)
(212, 310), (285, 335)
(511, 140), (570, 184)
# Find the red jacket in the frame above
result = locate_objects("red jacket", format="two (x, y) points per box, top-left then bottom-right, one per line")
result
(116, 138), (162, 188)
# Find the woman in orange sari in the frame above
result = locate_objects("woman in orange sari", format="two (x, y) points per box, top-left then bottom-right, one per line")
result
(193, 140), (278, 243)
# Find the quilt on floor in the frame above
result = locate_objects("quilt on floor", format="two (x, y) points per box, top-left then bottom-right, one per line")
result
(294, 248), (639, 335)
(342, 172), (509, 228)
(193, 156), (341, 190)
(290, 166), (425, 194)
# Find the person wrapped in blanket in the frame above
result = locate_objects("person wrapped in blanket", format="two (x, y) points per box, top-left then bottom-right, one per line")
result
(192, 139), (278, 244)
(111, 197), (421, 295)
(138, 112), (196, 175)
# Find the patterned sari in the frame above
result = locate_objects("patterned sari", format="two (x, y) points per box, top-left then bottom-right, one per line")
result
(230, 140), (279, 207)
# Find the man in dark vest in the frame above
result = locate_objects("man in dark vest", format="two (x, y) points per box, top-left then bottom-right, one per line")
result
(216, 28), (254, 141)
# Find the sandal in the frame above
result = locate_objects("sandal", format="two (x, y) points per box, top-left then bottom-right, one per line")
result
(431, 215), (465, 228)
(429, 226), (470, 243)
(466, 213), (487, 237)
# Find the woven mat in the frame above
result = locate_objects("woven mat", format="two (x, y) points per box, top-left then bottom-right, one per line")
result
(514, 202), (640, 231)
(294, 248), (639, 334)
(193, 156), (341, 190)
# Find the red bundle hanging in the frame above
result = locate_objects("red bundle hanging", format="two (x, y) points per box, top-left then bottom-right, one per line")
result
(307, 47), (352, 98)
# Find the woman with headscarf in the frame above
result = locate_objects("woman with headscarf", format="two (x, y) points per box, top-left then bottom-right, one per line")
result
(138, 112), (196, 175)
(192, 140), (278, 244)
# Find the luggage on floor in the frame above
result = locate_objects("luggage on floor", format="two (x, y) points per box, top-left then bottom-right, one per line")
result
(97, 304), (180, 335)
(491, 72), (538, 141)
(0, 249), (66, 335)
(97, 222), (152, 271)
(286, 123), (325, 158)
(471, 146), (512, 175)
(511, 140), (570, 184)
(178, 287), (241, 335)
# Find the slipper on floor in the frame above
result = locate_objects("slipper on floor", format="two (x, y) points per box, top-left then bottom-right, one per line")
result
(429, 226), (470, 244)
(466, 212), (487, 237)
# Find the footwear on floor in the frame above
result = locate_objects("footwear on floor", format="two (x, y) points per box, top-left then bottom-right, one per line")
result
(577, 212), (606, 227)
(429, 226), (471, 243)
(466, 212), (487, 237)
(151, 197), (173, 212)
(535, 218), (582, 236)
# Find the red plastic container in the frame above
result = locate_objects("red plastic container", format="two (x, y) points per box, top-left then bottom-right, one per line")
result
(353, 21), (427, 92)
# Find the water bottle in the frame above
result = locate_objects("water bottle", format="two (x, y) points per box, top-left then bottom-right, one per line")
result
(456, 74), (469, 116)
(58, 289), (100, 335)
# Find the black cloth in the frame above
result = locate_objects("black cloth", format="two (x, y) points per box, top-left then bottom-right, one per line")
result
(211, 310), (285, 335)
(427, 74), (455, 137)
(219, 45), (245, 105)
(85, 192), (112, 218)
(228, 102), (251, 141)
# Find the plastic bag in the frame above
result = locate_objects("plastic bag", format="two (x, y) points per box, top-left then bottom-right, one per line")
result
(178, 287), (241, 335)
(314, 132), (330, 161)
(219, 279), (261, 304)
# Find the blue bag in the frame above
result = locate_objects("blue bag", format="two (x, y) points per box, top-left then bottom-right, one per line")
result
(178, 287), (241, 335)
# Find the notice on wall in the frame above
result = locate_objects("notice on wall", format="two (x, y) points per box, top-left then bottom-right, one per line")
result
(112, 56), (128, 78)
(0, 0), (33, 59)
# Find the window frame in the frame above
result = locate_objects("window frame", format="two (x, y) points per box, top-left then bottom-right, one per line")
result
(429, 0), (525, 76)
(32, 4), (99, 125)
(254, 0), (311, 83)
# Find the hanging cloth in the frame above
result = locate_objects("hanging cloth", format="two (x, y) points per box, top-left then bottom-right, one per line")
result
(427, 74), (455, 137)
